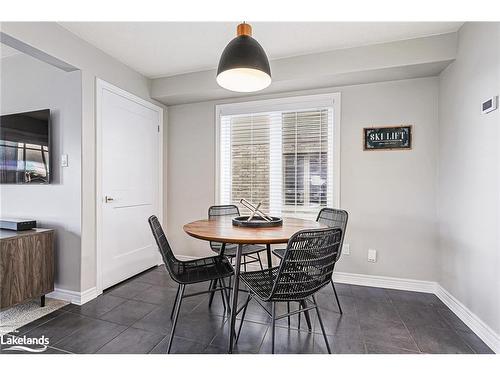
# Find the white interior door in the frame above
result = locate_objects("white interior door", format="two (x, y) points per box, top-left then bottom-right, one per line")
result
(98, 81), (162, 290)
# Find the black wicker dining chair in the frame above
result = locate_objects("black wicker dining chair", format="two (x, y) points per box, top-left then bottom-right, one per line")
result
(148, 215), (233, 353)
(272, 208), (348, 315)
(208, 205), (268, 269)
(207, 205), (269, 307)
(236, 227), (343, 353)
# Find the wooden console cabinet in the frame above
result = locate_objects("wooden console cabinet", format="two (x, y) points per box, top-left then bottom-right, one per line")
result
(0, 228), (54, 310)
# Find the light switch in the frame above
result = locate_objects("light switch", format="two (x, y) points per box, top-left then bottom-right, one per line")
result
(61, 154), (68, 167)
(368, 248), (377, 262)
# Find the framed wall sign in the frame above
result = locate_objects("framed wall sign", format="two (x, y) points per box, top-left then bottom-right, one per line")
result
(363, 125), (412, 151)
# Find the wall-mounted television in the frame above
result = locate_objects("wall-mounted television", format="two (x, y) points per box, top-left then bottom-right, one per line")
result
(0, 109), (51, 184)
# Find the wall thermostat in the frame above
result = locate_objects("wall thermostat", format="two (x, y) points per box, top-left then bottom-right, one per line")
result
(482, 96), (498, 114)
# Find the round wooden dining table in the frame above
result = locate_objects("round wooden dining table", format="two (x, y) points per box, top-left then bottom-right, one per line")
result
(183, 216), (326, 353)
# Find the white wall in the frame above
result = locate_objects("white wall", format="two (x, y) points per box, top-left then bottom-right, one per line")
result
(438, 22), (500, 335)
(0, 52), (82, 291)
(167, 77), (439, 281)
(1, 22), (167, 294)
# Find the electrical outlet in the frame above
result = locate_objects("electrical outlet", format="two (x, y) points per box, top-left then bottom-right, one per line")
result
(342, 243), (350, 255)
(61, 154), (68, 167)
(368, 248), (377, 262)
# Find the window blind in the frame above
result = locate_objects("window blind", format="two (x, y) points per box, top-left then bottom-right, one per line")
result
(219, 104), (335, 219)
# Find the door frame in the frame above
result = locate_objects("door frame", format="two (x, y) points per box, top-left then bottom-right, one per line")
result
(95, 78), (164, 295)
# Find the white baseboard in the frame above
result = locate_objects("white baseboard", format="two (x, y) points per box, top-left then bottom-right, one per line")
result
(47, 287), (99, 306)
(333, 271), (436, 293)
(435, 284), (500, 354)
(174, 255), (499, 353)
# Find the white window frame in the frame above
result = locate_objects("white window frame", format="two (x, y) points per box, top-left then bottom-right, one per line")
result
(215, 92), (341, 213)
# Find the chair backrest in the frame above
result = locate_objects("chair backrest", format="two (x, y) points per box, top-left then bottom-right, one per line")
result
(148, 215), (181, 278)
(208, 205), (240, 251)
(316, 208), (348, 260)
(208, 204), (240, 218)
(269, 227), (343, 301)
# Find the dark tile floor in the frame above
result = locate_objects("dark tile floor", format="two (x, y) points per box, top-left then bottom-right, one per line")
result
(2, 266), (494, 354)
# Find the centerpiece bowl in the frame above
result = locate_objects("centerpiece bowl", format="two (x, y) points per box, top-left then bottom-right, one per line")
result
(232, 216), (283, 228)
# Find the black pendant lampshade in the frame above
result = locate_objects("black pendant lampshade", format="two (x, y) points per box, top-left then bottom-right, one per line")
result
(217, 23), (271, 92)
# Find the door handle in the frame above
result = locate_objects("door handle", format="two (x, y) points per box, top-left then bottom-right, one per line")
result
(105, 196), (115, 203)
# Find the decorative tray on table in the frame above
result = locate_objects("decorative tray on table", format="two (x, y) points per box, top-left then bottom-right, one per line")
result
(232, 199), (283, 227)
(232, 216), (283, 228)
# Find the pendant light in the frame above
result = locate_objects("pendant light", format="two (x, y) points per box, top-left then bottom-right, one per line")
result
(216, 22), (271, 92)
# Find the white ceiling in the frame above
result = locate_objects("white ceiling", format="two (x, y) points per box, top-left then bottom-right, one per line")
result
(59, 22), (463, 79)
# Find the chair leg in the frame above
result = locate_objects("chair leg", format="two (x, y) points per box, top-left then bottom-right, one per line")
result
(170, 284), (180, 320)
(208, 278), (218, 307)
(312, 295), (331, 354)
(243, 256), (247, 272)
(167, 284), (185, 354)
(220, 287), (227, 311)
(209, 243), (227, 307)
(331, 280), (343, 314)
(286, 302), (291, 327)
(236, 294), (252, 343)
(207, 280), (214, 301)
(300, 300), (312, 331)
(257, 252), (264, 270)
(219, 277), (231, 315)
(271, 302), (276, 354)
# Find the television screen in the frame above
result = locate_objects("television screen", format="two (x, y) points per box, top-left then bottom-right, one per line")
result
(0, 109), (51, 184)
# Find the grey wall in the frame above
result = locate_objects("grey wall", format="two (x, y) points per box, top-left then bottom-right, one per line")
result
(0, 52), (82, 291)
(167, 77), (439, 281)
(438, 22), (500, 335)
(1, 22), (167, 293)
